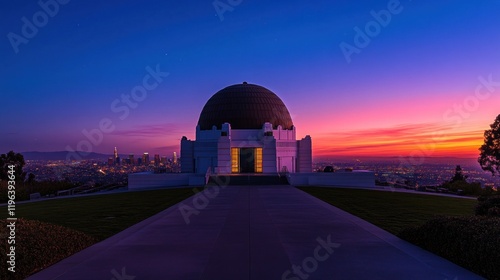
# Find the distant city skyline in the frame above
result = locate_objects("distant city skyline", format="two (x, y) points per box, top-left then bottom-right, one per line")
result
(2, 1), (500, 159)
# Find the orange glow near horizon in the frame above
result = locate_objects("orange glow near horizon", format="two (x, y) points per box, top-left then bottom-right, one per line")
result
(290, 91), (500, 159)
(102, 92), (498, 159)
(310, 123), (485, 159)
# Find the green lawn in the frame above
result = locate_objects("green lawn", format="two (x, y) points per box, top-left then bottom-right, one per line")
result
(298, 187), (477, 234)
(0, 188), (198, 240)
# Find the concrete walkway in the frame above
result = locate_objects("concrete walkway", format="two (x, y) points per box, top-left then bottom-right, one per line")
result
(28, 185), (483, 280)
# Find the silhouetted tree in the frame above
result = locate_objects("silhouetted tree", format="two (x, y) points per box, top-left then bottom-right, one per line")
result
(26, 173), (36, 184)
(451, 165), (467, 182)
(323, 166), (334, 172)
(0, 151), (26, 182)
(479, 114), (500, 176)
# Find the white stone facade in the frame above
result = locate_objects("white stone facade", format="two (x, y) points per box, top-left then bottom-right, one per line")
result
(181, 122), (312, 174)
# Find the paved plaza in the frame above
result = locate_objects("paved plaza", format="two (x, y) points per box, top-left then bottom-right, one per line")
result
(28, 185), (483, 280)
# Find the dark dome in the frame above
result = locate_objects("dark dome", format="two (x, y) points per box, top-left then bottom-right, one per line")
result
(198, 83), (293, 130)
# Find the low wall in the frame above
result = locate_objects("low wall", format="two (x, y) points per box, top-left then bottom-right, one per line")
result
(128, 171), (375, 189)
(289, 171), (375, 188)
(128, 172), (204, 189)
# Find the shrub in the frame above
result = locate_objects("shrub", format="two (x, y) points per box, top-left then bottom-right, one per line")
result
(476, 195), (500, 217)
(323, 166), (334, 172)
(440, 180), (482, 196)
(0, 180), (77, 203)
(488, 206), (500, 216)
(0, 218), (97, 279)
(399, 216), (500, 279)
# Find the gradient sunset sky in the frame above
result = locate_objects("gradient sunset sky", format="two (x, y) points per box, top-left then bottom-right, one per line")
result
(1, 0), (500, 159)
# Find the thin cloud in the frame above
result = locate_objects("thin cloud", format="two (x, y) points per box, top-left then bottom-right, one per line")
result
(322, 123), (451, 139)
(111, 123), (188, 137)
(314, 123), (484, 157)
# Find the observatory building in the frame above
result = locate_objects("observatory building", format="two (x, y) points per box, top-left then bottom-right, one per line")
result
(128, 82), (374, 189)
(180, 82), (312, 174)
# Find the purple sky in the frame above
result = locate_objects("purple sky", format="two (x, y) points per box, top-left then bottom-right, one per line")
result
(1, 0), (500, 158)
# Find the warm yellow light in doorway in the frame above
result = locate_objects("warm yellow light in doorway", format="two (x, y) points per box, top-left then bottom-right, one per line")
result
(231, 148), (239, 173)
(255, 147), (263, 173)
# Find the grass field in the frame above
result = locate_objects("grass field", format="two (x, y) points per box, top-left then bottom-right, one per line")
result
(0, 187), (199, 240)
(298, 187), (477, 234)
(0, 186), (481, 279)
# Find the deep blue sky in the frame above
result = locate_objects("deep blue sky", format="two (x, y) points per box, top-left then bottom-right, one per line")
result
(1, 0), (500, 158)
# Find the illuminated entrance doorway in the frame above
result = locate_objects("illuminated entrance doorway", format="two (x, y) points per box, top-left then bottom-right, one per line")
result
(231, 147), (263, 173)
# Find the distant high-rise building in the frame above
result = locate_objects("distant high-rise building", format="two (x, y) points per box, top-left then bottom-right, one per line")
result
(108, 157), (114, 166)
(154, 154), (160, 166)
(173, 152), (177, 164)
(114, 147), (120, 165)
(161, 156), (167, 165)
(129, 154), (134, 165)
(137, 158), (142, 165)
(143, 153), (149, 165)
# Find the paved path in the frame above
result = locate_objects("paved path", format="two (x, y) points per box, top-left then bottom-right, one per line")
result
(28, 185), (483, 280)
